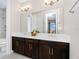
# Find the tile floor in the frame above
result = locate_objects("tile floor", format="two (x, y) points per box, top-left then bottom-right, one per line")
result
(1, 53), (32, 59)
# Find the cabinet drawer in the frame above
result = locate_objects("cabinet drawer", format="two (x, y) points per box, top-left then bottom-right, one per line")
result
(50, 42), (69, 48)
(25, 38), (34, 43)
(39, 40), (68, 48)
(39, 40), (50, 46)
(12, 37), (25, 40)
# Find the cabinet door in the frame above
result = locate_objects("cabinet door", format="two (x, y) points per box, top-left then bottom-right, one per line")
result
(24, 39), (33, 58)
(33, 40), (39, 59)
(51, 48), (65, 59)
(39, 45), (51, 59)
(51, 42), (69, 59)
(12, 37), (24, 54)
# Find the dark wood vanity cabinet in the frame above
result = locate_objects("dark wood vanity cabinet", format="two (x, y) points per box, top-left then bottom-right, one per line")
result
(12, 37), (69, 59)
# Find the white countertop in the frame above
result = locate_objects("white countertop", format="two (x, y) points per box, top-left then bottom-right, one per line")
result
(12, 32), (70, 43)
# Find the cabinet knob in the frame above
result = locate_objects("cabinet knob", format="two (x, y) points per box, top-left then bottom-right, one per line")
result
(16, 41), (19, 47)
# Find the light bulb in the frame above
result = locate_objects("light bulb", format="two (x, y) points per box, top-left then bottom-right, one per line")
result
(45, 0), (48, 5)
(53, 0), (57, 2)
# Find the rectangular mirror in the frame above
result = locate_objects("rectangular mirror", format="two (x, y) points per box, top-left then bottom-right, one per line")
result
(20, 8), (64, 34)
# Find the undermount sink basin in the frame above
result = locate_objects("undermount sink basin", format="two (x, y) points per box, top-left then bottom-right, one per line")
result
(36, 33), (55, 39)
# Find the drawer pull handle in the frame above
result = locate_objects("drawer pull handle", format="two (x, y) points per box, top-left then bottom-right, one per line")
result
(52, 48), (53, 55)
(49, 48), (50, 54)
(16, 42), (19, 46)
(29, 44), (32, 50)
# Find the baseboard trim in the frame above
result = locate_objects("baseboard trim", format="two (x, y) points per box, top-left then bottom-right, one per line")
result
(10, 50), (13, 54)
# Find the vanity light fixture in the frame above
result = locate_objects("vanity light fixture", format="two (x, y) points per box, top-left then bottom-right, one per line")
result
(45, 0), (59, 6)
(21, 8), (29, 12)
(21, 5), (31, 12)
(69, 0), (79, 14)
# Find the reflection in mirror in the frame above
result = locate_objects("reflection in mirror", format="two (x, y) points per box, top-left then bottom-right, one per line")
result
(46, 13), (56, 33)
(0, 0), (7, 40)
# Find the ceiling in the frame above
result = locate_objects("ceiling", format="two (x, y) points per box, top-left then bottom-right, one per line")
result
(0, 0), (7, 8)
(18, 0), (28, 3)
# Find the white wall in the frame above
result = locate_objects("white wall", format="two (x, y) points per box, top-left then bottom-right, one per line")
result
(10, 0), (20, 33)
(6, 0), (21, 54)
(64, 0), (79, 59)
